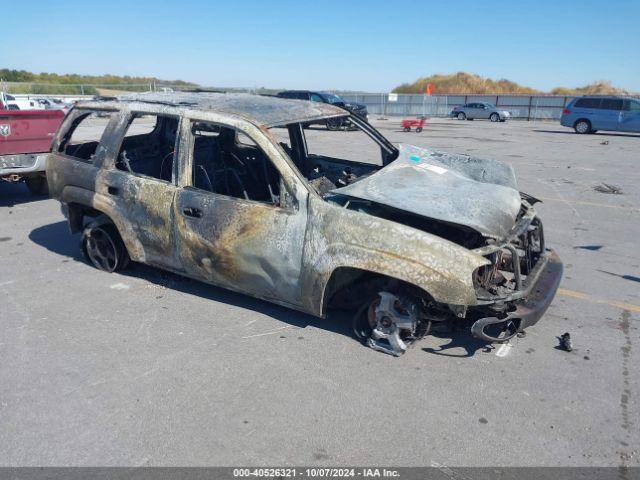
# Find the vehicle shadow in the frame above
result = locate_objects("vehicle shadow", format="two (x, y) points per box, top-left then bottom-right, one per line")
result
(421, 323), (494, 358)
(534, 129), (640, 138)
(28, 220), (353, 340)
(30, 221), (493, 357)
(121, 263), (354, 339)
(0, 182), (49, 207)
(28, 219), (83, 260)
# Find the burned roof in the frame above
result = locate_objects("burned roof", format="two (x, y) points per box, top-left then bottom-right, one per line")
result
(84, 92), (347, 127)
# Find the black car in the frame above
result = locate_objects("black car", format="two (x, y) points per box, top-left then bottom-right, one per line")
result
(276, 90), (368, 130)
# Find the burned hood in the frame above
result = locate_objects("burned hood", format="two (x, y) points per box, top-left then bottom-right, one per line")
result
(331, 144), (522, 238)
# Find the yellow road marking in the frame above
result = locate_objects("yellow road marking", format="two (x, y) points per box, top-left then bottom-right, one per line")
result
(537, 196), (640, 213)
(558, 288), (640, 313)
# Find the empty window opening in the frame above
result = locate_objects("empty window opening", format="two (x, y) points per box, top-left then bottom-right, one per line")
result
(191, 122), (281, 205)
(115, 114), (179, 182)
(296, 118), (385, 195)
(58, 110), (113, 162)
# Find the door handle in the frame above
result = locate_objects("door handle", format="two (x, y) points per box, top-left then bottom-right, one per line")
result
(182, 207), (203, 218)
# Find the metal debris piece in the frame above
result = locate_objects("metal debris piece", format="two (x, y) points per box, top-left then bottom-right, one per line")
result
(593, 183), (623, 194)
(558, 332), (573, 352)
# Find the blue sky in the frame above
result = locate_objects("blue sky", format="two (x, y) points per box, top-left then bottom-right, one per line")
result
(4, 0), (640, 92)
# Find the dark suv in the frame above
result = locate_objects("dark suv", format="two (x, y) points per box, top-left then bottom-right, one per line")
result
(277, 90), (368, 129)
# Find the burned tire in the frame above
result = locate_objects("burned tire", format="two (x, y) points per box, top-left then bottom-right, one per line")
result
(81, 222), (130, 273)
(490, 113), (500, 122)
(457, 112), (466, 120)
(352, 298), (377, 342)
(574, 119), (591, 134)
(326, 118), (342, 131)
(25, 176), (48, 196)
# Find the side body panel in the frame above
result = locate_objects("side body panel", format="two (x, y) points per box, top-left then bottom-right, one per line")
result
(96, 111), (181, 269)
(620, 101), (640, 132)
(477, 104), (491, 119)
(594, 108), (621, 131)
(47, 107), (180, 267)
(99, 168), (179, 268)
(172, 113), (311, 308)
(174, 190), (308, 306)
(465, 104), (480, 119)
(299, 195), (488, 316)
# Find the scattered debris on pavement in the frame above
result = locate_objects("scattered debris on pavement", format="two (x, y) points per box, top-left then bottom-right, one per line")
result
(558, 332), (573, 352)
(593, 183), (623, 194)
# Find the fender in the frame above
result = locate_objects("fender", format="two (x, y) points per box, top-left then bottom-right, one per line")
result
(300, 197), (490, 317)
(60, 185), (146, 262)
(307, 243), (485, 317)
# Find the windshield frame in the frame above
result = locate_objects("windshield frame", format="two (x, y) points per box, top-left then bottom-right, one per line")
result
(321, 93), (345, 105)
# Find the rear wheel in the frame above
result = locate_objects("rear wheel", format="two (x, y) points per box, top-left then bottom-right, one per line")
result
(457, 112), (466, 120)
(490, 113), (500, 122)
(81, 222), (129, 272)
(326, 118), (342, 131)
(25, 176), (48, 196)
(574, 119), (591, 134)
(416, 127), (423, 133)
(403, 126), (411, 132)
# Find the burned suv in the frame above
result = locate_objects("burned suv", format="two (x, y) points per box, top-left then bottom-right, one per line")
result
(46, 93), (562, 356)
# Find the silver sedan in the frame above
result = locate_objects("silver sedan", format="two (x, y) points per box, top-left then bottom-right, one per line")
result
(451, 102), (510, 122)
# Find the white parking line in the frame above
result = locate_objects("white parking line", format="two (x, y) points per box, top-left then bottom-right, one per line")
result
(495, 342), (513, 357)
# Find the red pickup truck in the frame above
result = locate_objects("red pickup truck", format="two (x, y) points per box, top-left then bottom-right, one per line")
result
(0, 108), (65, 195)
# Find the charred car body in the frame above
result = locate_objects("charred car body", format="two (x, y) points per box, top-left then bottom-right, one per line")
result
(46, 93), (562, 356)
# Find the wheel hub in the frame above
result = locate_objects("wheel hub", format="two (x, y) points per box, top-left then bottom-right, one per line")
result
(365, 292), (419, 356)
(85, 228), (118, 272)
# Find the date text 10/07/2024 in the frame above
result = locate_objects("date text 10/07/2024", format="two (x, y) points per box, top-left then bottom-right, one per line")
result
(232, 468), (401, 478)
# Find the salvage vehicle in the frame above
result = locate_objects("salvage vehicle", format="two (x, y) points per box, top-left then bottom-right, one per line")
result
(46, 93), (562, 356)
(1, 108), (65, 194)
(277, 90), (368, 130)
(451, 102), (510, 122)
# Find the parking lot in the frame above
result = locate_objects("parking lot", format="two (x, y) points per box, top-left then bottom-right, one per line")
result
(1, 117), (638, 467)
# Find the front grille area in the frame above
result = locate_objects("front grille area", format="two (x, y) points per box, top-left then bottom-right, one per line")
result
(474, 214), (545, 300)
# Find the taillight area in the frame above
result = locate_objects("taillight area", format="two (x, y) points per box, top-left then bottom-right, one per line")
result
(562, 108), (571, 115)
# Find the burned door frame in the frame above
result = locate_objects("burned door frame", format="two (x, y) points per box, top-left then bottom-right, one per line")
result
(172, 112), (311, 310)
(98, 107), (184, 269)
